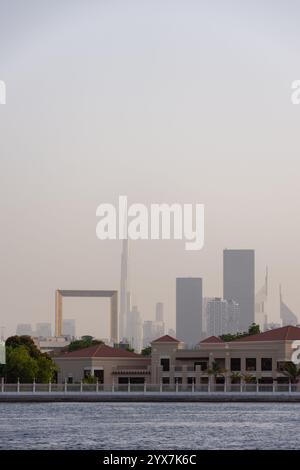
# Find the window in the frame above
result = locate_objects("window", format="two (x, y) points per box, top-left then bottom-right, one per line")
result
(94, 370), (104, 383)
(187, 377), (195, 384)
(84, 369), (91, 378)
(118, 377), (129, 384)
(129, 377), (144, 384)
(261, 358), (272, 371)
(246, 358), (256, 371)
(215, 358), (225, 369)
(194, 361), (208, 371)
(160, 358), (170, 372)
(118, 377), (144, 384)
(67, 376), (73, 384)
(175, 377), (182, 384)
(162, 377), (170, 384)
(231, 358), (241, 371)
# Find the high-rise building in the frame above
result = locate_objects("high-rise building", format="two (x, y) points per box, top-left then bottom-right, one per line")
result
(16, 324), (33, 336)
(155, 302), (164, 322)
(223, 249), (255, 332)
(62, 319), (76, 338)
(255, 267), (268, 330)
(280, 286), (298, 326)
(206, 298), (227, 337)
(35, 322), (52, 338)
(126, 305), (143, 352)
(176, 277), (203, 347)
(120, 239), (129, 341)
(206, 297), (240, 337)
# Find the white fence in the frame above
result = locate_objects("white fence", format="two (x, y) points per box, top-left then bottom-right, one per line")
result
(0, 382), (299, 394)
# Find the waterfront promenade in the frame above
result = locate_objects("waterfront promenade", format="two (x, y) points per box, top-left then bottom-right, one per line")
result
(1, 382), (300, 402)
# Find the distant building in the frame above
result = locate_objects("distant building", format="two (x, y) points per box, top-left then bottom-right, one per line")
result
(16, 324), (33, 336)
(143, 320), (165, 348)
(155, 302), (164, 322)
(255, 267), (268, 330)
(62, 319), (76, 338)
(126, 305), (143, 353)
(223, 249), (255, 332)
(35, 322), (52, 338)
(206, 298), (240, 337)
(168, 328), (176, 338)
(176, 278), (203, 347)
(280, 286), (298, 326)
(34, 336), (71, 354)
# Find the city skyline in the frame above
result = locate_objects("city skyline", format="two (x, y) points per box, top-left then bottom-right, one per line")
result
(1, 1), (300, 337)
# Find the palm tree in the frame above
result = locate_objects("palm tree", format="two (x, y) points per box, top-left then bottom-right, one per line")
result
(242, 373), (256, 384)
(207, 361), (227, 379)
(230, 372), (241, 384)
(281, 362), (300, 384)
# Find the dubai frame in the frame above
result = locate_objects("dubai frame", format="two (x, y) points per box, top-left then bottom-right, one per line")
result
(55, 290), (118, 343)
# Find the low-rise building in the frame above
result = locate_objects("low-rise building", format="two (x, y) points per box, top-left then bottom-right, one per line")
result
(53, 326), (300, 387)
(55, 343), (151, 385)
(151, 327), (300, 386)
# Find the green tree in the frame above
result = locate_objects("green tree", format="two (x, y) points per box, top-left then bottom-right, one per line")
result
(281, 362), (300, 384)
(141, 346), (152, 356)
(230, 372), (241, 384)
(82, 374), (97, 384)
(220, 323), (260, 342)
(5, 346), (38, 383)
(242, 373), (256, 384)
(207, 361), (226, 379)
(3, 336), (57, 383)
(68, 337), (103, 352)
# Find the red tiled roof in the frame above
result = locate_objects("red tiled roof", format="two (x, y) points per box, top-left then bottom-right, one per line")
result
(152, 335), (180, 343)
(233, 325), (300, 342)
(59, 344), (142, 358)
(200, 336), (224, 344)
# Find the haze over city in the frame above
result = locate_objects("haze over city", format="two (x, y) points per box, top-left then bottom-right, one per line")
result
(1, 0), (300, 338)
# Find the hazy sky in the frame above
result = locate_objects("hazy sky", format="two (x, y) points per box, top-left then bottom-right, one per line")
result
(1, 0), (300, 338)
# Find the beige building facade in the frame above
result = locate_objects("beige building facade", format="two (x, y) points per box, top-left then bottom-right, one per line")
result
(54, 326), (300, 387)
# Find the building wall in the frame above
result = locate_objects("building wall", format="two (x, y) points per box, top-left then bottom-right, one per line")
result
(55, 356), (151, 384)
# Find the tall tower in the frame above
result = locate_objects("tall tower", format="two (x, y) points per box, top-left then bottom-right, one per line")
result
(120, 239), (129, 341)
(176, 278), (203, 347)
(255, 266), (268, 330)
(280, 285), (298, 326)
(223, 249), (255, 332)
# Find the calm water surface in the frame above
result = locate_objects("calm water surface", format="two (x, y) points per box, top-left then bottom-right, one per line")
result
(0, 402), (298, 449)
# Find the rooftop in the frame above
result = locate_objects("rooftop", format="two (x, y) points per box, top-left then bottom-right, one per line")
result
(232, 325), (300, 342)
(152, 335), (180, 343)
(199, 336), (224, 344)
(58, 343), (142, 358)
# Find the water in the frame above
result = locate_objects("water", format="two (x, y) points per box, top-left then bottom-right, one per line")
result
(0, 402), (299, 449)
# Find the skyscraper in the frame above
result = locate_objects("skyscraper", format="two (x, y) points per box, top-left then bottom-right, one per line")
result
(255, 267), (268, 330)
(280, 286), (298, 326)
(155, 302), (164, 322)
(126, 305), (143, 352)
(120, 239), (129, 341)
(176, 278), (203, 347)
(206, 297), (240, 337)
(223, 249), (255, 332)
